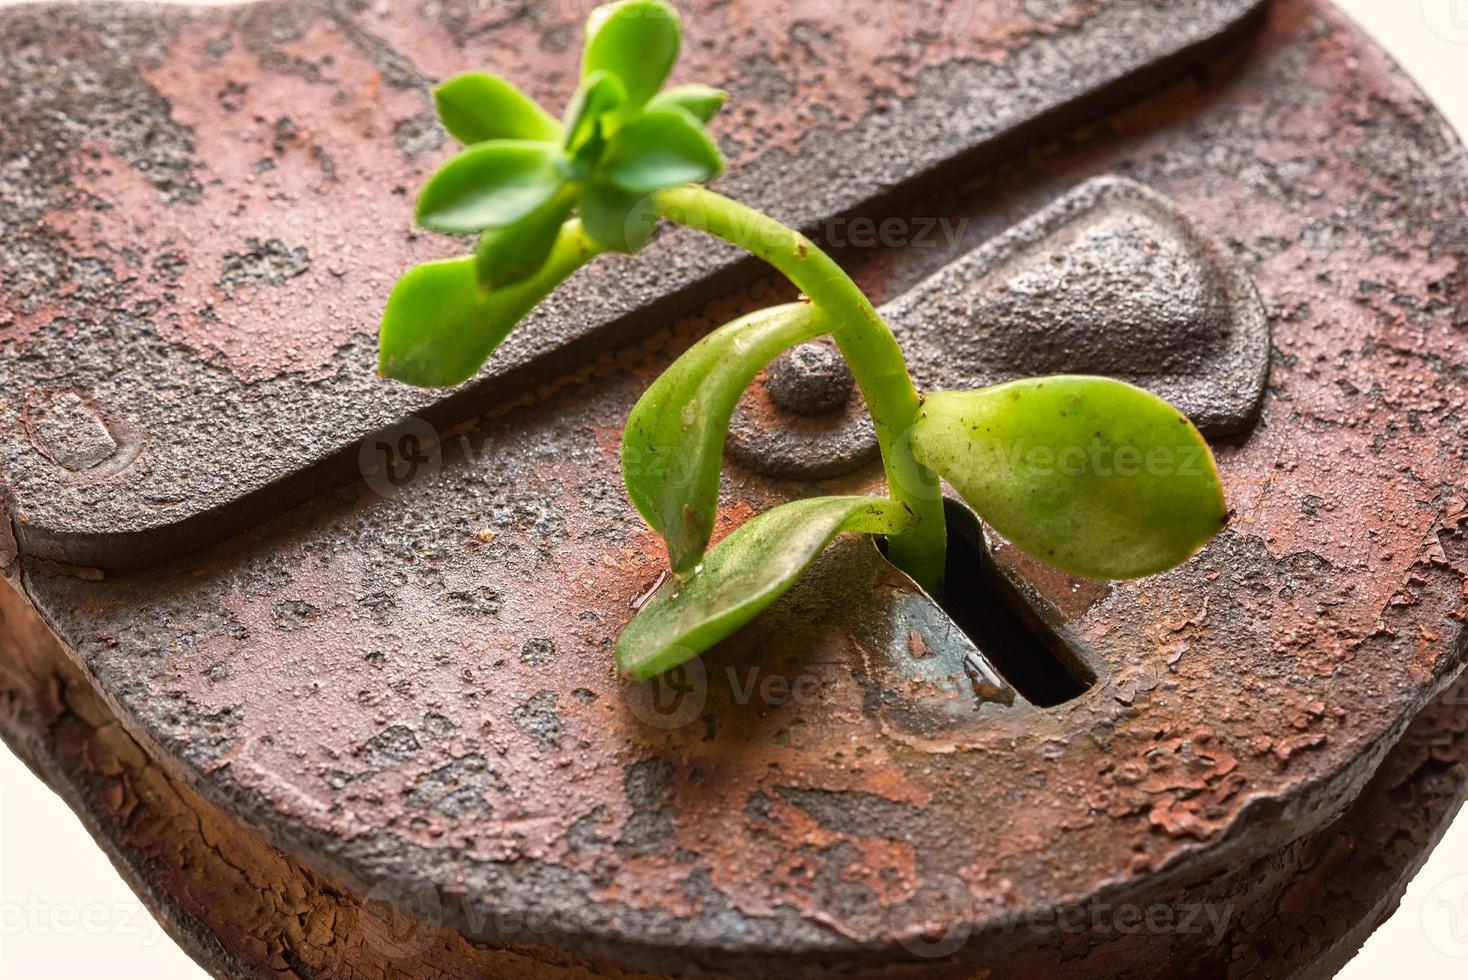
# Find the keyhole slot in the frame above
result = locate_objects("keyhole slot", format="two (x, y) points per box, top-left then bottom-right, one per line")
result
(935, 500), (1096, 708)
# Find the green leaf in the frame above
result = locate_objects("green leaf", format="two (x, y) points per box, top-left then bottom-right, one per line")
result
(579, 177), (659, 253)
(622, 302), (827, 573)
(433, 71), (561, 145)
(378, 221), (603, 387)
(647, 83), (726, 124)
(562, 70), (626, 156)
(615, 496), (912, 680)
(910, 377), (1228, 579)
(581, 0), (681, 120)
(600, 108), (724, 195)
(578, 106), (725, 250)
(415, 140), (567, 234)
(474, 186), (576, 290)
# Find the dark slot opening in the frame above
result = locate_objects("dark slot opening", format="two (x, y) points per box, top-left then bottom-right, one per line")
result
(933, 500), (1096, 708)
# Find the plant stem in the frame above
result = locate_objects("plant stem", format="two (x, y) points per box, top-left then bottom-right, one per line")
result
(653, 185), (947, 593)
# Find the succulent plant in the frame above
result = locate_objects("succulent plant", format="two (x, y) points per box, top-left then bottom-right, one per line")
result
(380, 0), (1228, 682)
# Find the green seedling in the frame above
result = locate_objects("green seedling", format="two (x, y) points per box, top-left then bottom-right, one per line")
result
(379, 0), (1228, 682)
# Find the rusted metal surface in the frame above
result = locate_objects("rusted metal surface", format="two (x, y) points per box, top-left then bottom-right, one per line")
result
(1, 0), (1466, 977)
(892, 175), (1271, 435)
(4, 572), (1467, 979)
(0, 0), (1268, 571)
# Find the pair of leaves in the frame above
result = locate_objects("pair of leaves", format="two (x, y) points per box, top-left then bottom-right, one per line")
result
(619, 363), (1225, 678)
(623, 304), (1224, 583)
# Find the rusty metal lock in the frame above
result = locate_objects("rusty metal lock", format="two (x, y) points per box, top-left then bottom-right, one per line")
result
(1, 1), (1466, 978)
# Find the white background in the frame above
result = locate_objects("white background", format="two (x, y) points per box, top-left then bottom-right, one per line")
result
(2, 1), (1467, 977)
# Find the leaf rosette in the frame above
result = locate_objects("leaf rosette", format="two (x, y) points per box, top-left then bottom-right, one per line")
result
(422, 0), (724, 269)
(382, 0), (725, 388)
